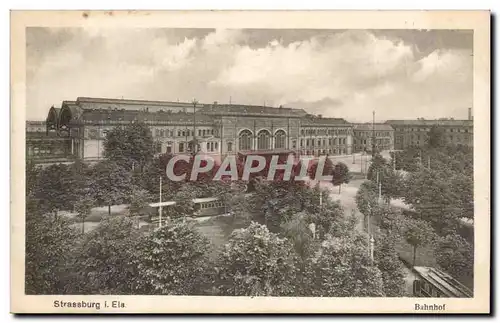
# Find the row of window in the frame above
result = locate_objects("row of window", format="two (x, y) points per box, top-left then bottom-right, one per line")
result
(301, 128), (349, 136)
(356, 131), (392, 137)
(396, 134), (471, 144)
(198, 201), (225, 209)
(170, 129), (215, 138)
(153, 141), (219, 154)
(395, 127), (470, 133)
(299, 138), (347, 147)
(239, 129), (286, 150)
(300, 148), (347, 155)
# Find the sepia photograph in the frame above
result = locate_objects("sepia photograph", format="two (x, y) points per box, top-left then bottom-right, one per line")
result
(10, 10), (490, 314)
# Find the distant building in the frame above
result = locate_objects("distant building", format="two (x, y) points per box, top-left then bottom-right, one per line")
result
(352, 123), (395, 153)
(26, 120), (72, 164)
(298, 115), (353, 156)
(35, 97), (355, 163)
(27, 97), (474, 164)
(385, 119), (473, 150)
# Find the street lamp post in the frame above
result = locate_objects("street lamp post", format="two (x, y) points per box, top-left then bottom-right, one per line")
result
(191, 99), (199, 156)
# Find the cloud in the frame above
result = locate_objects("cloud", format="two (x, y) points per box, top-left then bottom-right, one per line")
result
(26, 28), (472, 122)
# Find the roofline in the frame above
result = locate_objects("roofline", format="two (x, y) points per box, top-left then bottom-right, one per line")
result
(76, 97), (205, 108)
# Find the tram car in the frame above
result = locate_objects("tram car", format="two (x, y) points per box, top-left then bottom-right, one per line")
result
(149, 196), (229, 226)
(412, 266), (473, 298)
(192, 197), (227, 217)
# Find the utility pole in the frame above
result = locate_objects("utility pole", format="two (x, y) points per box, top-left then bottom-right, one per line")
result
(192, 99), (198, 155)
(376, 171), (379, 185)
(369, 235), (375, 264)
(372, 111), (376, 157)
(360, 151), (363, 174)
(193, 99), (197, 139)
(428, 156), (431, 169)
(378, 182), (382, 204)
(159, 176), (162, 228)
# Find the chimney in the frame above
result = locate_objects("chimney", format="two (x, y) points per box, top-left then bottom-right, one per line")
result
(468, 108), (472, 120)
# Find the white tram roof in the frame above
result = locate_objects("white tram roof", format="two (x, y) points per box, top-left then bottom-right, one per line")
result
(149, 201), (176, 207)
(192, 197), (219, 203)
(149, 197), (220, 208)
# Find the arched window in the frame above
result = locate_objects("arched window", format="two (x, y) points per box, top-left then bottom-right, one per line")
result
(257, 129), (271, 150)
(239, 130), (253, 151)
(275, 130), (286, 149)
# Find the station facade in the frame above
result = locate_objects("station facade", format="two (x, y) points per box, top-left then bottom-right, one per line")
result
(26, 97), (473, 164)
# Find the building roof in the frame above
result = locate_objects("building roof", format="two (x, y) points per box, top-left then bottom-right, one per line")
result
(80, 109), (214, 124)
(198, 104), (307, 118)
(353, 123), (394, 131)
(385, 119), (473, 127)
(76, 97), (204, 108)
(301, 116), (350, 126)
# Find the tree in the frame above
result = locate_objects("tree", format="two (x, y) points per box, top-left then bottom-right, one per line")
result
(355, 180), (379, 231)
(25, 159), (41, 198)
(332, 162), (350, 193)
(103, 121), (155, 170)
(133, 220), (211, 295)
(402, 167), (470, 235)
(403, 218), (435, 266)
(379, 166), (403, 202)
(367, 153), (387, 182)
(427, 125), (446, 148)
(74, 195), (94, 234)
(280, 212), (315, 261)
(434, 233), (474, 288)
(309, 233), (385, 297)
(211, 180), (250, 223)
(71, 216), (142, 294)
(90, 160), (133, 215)
(374, 232), (407, 297)
(128, 187), (152, 228)
(215, 222), (297, 296)
(307, 157), (334, 181)
(32, 163), (69, 217)
(310, 198), (344, 240)
(375, 205), (405, 236)
(25, 208), (79, 294)
(63, 157), (92, 208)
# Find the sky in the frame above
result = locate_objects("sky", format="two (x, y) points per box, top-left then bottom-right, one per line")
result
(26, 28), (473, 122)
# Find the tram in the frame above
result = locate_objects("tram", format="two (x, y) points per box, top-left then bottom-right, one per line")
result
(149, 196), (229, 226)
(412, 266), (473, 298)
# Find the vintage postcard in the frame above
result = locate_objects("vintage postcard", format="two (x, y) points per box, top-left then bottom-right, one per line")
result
(10, 10), (490, 314)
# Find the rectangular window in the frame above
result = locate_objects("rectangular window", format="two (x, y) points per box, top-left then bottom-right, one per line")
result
(215, 142), (218, 150)
(300, 139), (304, 147)
(179, 143), (184, 152)
(227, 142), (233, 152)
